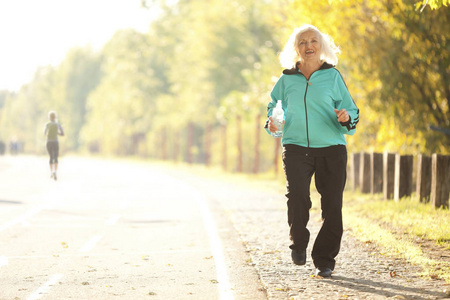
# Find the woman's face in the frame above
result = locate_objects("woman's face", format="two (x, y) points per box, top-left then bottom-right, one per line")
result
(296, 30), (321, 63)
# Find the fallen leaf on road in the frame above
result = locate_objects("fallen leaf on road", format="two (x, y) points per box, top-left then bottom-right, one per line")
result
(61, 242), (68, 248)
(389, 271), (401, 278)
(204, 256), (213, 259)
(81, 282), (89, 285)
(210, 279), (218, 284)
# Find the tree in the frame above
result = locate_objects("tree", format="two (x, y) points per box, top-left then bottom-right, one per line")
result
(283, 0), (449, 154)
(80, 29), (168, 155)
(416, 0), (449, 10)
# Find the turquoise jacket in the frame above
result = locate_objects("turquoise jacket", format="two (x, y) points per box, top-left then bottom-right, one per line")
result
(265, 63), (359, 148)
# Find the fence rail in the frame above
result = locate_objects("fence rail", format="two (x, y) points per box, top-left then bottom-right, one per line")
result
(349, 152), (450, 209)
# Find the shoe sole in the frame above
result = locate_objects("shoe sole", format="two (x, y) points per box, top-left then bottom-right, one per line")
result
(315, 269), (332, 278)
(292, 260), (306, 266)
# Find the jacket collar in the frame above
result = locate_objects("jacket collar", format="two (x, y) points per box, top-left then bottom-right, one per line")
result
(282, 61), (334, 75)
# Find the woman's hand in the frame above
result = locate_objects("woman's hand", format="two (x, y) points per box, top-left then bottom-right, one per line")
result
(334, 109), (350, 123)
(268, 117), (285, 133)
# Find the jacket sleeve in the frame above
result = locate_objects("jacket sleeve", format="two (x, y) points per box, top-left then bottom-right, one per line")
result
(264, 75), (285, 135)
(334, 72), (359, 136)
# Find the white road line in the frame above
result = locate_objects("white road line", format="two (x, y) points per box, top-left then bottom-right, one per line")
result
(0, 256), (8, 268)
(178, 181), (234, 300)
(79, 235), (102, 253)
(196, 196), (234, 300)
(0, 206), (43, 232)
(27, 273), (63, 300)
(104, 214), (121, 226)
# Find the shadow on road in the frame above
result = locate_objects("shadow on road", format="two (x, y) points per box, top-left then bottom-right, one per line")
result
(324, 275), (446, 299)
(0, 199), (22, 205)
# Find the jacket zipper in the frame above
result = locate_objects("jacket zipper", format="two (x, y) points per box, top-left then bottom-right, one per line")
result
(300, 68), (323, 153)
(303, 80), (310, 150)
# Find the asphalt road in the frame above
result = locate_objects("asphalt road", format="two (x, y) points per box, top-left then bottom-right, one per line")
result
(0, 156), (266, 300)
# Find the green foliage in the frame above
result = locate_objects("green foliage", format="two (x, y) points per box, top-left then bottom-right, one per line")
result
(415, 0), (450, 10)
(0, 0), (448, 165)
(283, 0), (449, 154)
(80, 29), (164, 155)
(0, 48), (101, 153)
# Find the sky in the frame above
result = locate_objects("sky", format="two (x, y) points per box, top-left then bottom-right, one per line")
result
(0, 0), (159, 91)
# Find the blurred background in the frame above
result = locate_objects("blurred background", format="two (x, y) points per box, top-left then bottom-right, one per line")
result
(0, 0), (448, 173)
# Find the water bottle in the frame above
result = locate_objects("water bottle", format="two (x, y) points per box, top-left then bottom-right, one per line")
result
(271, 100), (284, 138)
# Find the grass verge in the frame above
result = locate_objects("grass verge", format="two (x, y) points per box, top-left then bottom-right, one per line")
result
(343, 191), (450, 283)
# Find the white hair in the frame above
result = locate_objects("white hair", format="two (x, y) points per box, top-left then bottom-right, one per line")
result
(279, 25), (340, 69)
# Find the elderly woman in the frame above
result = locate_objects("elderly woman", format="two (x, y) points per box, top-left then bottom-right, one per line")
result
(265, 25), (359, 278)
(44, 111), (64, 180)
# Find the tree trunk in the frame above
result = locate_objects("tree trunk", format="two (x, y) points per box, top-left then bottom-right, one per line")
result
(221, 124), (227, 171)
(253, 114), (261, 174)
(236, 115), (243, 172)
(187, 122), (194, 164)
(204, 124), (211, 166)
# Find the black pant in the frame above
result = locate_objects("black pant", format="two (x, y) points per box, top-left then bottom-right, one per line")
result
(282, 144), (347, 270)
(46, 141), (59, 164)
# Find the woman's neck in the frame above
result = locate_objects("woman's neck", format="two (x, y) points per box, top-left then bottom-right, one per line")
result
(299, 61), (322, 79)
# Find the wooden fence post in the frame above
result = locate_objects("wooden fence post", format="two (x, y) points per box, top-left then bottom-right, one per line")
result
(416, 154), (432, 203)
(370, 152), (383, 194)
(430, 154), (450, 209)
(394, 154), (413, 202)
(383, 152), (396, 200)
(350, 152), (360, 192)
(359, 152), (371, 193)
